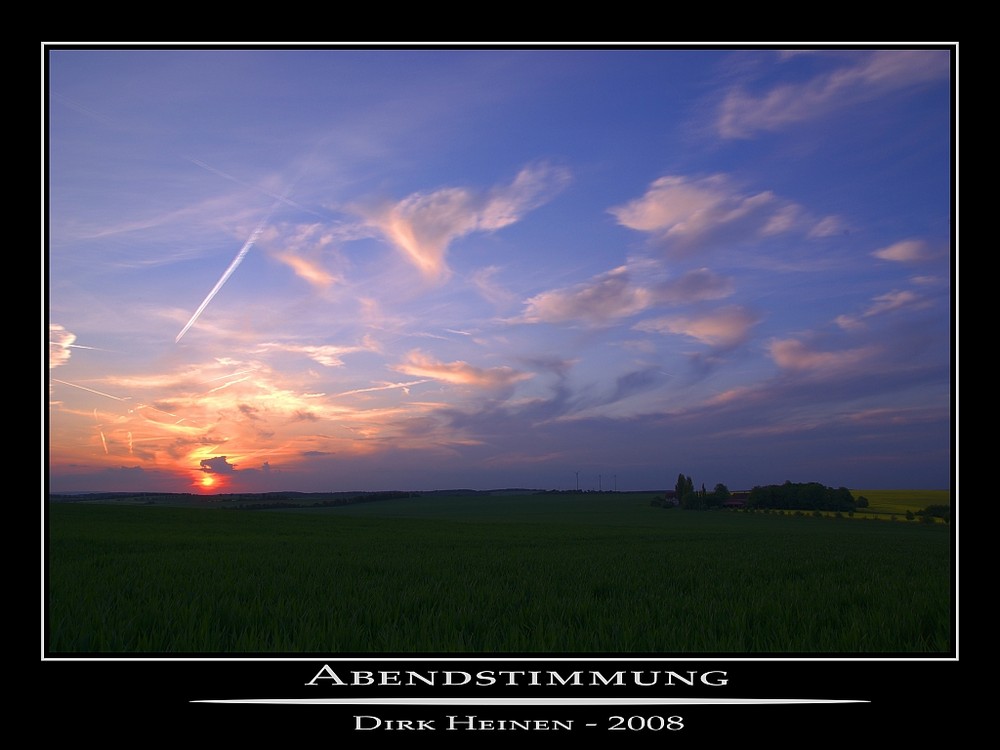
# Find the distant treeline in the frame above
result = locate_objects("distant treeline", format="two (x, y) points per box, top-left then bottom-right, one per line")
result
(747, 482), (857, 512)
(221, 491), (418, 510)
(48, 490), (419, 509)
(48, 492), (197, 503)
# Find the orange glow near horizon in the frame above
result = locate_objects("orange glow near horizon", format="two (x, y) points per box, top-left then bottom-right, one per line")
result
(48, 353), (471, 492)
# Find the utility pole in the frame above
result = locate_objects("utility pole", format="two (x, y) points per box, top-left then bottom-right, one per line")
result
(599, 474), (602, 492)
(575, 471), (579, 492)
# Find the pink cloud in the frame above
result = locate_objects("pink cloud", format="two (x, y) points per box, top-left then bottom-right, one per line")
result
(273, 251), (339, 288)
(393, 350), (532, 389)
(769, 338), (878, 372)
(863, 290), (925, 317)
(521, 266), (733, 326)
(368, 163), (569, 282)
(253, 341), (374, 368)
(872, 239), (934, 263)
(609, 174), (817, 253)
(634, 306), (760, 347)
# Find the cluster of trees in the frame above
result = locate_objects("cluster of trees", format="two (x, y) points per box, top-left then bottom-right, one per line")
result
(747, 481), (856, 512)
(671, 474), (732, 510)
(658, 476), (865, 512)
(900, 506), (950, 523)
(654, 475), (948, 521)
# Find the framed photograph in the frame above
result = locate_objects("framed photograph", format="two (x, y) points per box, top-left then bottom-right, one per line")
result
(43, 42), (956, 738)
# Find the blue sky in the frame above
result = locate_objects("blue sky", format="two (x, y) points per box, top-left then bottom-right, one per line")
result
(46, 46), (954, 494)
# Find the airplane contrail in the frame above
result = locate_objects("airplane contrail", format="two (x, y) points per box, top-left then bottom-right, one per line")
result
(51, 378), (130, 401)
(207, 375), (251, 393)
(204, 369), (253, 383)
(175, 203), (279, 343)
(334, 380), (429, 397)
(131, 403), (179, 418)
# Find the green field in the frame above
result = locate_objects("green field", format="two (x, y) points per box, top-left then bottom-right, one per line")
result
(46, 493), (952, 654)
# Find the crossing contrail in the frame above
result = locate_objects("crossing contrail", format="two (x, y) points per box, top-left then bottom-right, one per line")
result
(185, 157), (323, 218)
(175, 203), (279, 343)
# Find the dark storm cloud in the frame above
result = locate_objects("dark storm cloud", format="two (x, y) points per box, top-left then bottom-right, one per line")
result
(200, 456), (237, 474)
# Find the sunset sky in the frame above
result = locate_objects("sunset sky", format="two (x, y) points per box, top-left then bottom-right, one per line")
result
(46, 46), (954, 494)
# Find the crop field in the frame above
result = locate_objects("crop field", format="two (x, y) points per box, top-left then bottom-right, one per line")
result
(851, 489), (951, 517)
(46, 494), (952, 654)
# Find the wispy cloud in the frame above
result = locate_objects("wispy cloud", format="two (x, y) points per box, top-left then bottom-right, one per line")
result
(520, 265), (733, 326)
(365, 163), (570, 282)
(274, 251), (340, 288)
(253, 341), (375, 368)
(717, 49), (950, 139)
(392, 350), (533, 389)
(269, 221), (354, 289)
(769, 338), (879, 373)
(807, 215), (848, 238)
(836, 288), (932, 330)
(610, 174), (830, 253)
(471, 265), (517, 307)
(863, 290), (927, 317)
(521, 265), (654, 325)
(634, 306), (760, 348)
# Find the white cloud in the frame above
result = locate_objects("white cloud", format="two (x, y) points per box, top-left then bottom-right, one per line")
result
(49, 324), (76, 369)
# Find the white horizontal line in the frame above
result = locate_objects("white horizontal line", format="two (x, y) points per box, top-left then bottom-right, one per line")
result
(192, 697), (867, 705)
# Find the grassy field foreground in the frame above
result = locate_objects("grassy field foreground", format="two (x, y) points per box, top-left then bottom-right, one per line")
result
(46, 494), (952, 654)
